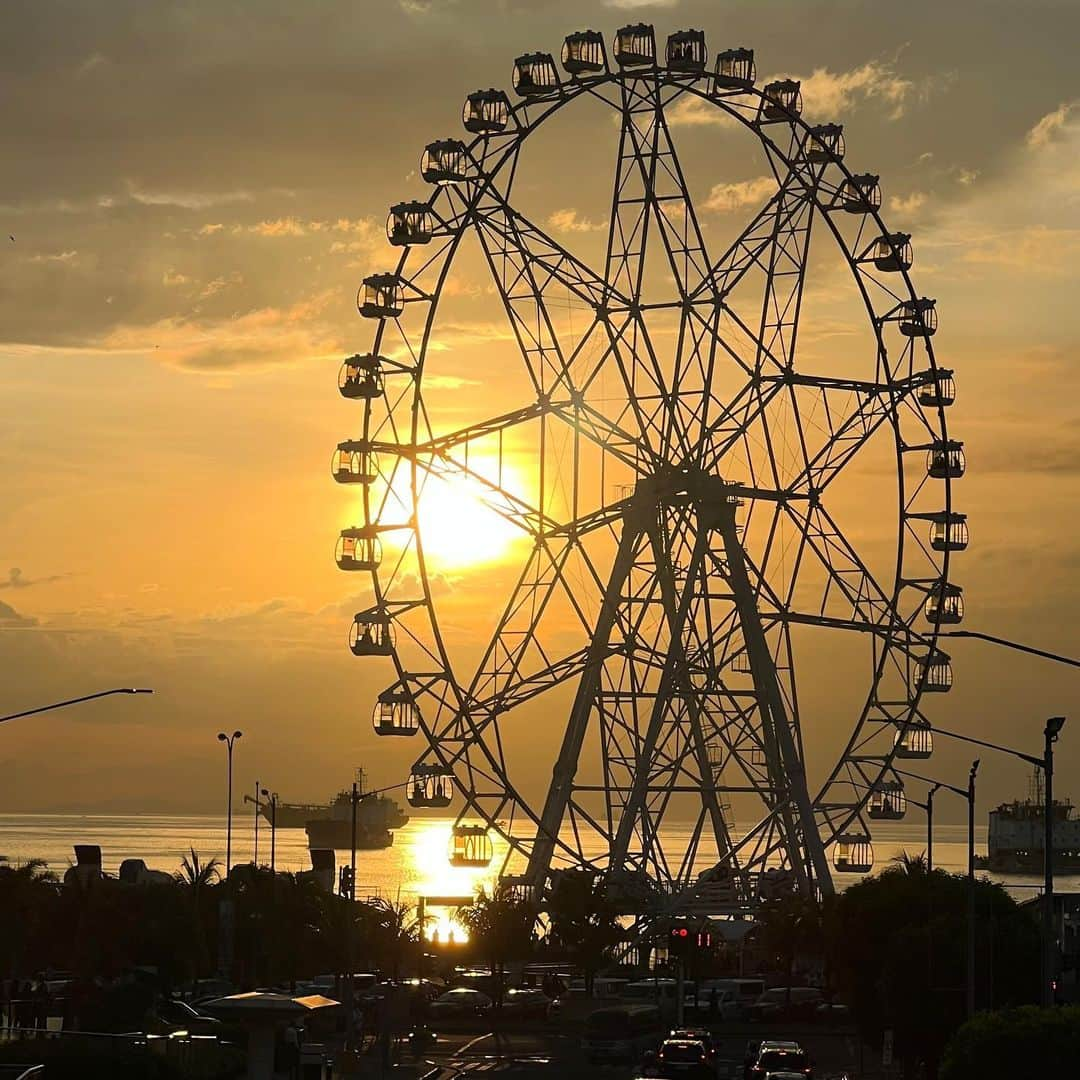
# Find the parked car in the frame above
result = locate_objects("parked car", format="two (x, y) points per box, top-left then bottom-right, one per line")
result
(429, 988), (493, 1019)
(745, 1040), (811, 1080)
(502, 988), (552, 1019)
(152, 999), (222, 1037)
(747, 987), (823, 1023)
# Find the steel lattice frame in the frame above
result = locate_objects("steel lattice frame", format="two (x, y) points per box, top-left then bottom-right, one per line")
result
(334, 27), (963, 915)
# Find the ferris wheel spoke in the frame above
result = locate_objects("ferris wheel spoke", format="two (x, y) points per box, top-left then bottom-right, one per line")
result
(469, 193), (668, 462)
(779, 371), (934, 496)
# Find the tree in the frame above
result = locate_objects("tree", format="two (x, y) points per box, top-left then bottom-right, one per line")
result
(458, 885), (536, 1002)
(756, 893), (823, 999)
(173, 848), (222, 980)
(941, 1005), (1080, 1080)
(365, 894), (427, 978)
(545, 870), (624, 992)
(828, 862), (1040, 1079)
(0, 857), (59, 975)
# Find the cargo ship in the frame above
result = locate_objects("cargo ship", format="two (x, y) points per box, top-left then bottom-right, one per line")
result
(254, 770), (408, 851)
(978, 770), (1080, 873)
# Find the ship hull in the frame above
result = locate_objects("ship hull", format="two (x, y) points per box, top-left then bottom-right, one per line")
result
(978, 851), (1080, 874)
(305, 820), (394, 850)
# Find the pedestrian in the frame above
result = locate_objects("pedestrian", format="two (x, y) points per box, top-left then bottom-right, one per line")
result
(709, 987), (719, 1020)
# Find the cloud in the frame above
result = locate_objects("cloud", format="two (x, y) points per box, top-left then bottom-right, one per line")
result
(547, 208), (606, 234)
(1026, 101), (1080, 148)
(667, 96), (737, 129)
(102, 291), (342, 371)
(128, 186), (254, 210)
(162, 268), (190, 287)
(703, 176), (775, 213)
(29, 250), (78, 264)
(0, 568), (69, 591)
(954, 168), (979, 186)
(602, 0), (679, 7)
(243, 217), (308, 237)
(198, 272), (243, 299)
(198, 223), (224, 236)
(0, 600), (36, 627)
(797, 61), (917, 120)
(888, 191), (928, 216)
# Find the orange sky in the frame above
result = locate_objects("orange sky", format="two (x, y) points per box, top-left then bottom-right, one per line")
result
(1, 0), (1077, 822)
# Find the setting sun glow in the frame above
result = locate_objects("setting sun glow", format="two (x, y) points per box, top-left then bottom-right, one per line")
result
(413, 464), (528, 571)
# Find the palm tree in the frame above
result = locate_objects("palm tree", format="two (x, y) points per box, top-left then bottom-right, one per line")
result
(0, 857), (59, 976)
(458, 885), (536, 1005)
(366, 894), (427, 979)
(889, 850), (929, 876)
(545, 870), (624, 993)
(174, 848), (222, 981)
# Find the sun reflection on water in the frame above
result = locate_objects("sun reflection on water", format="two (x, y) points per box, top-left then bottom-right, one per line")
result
(402, 818), (503, 942)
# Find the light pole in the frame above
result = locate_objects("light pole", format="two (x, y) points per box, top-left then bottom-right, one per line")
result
(928, 717), (1066, 1007)
(922, 781), (942, 873)
(254, 779), (260, 867)
(1044, 716), (1065, 1005)
(967, 760), (980, 1018)
(260, 787), (277, 873)
(217, 730), (242, 881)
(1, 687), (153, 725)
(894, 763), (979, 1015)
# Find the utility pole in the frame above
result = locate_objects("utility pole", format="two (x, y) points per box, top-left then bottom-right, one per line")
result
(254, 779), (260, 866)
(966, 760), (979, 1017)
(1043, 717), (1065, 1006)
(926, 783), (940, 873)
(217, 730), (242, 881)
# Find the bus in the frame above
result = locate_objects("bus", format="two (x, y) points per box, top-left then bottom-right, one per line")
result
(582, 1003), (663, 1063)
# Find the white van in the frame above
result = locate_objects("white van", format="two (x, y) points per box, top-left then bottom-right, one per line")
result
(696, 977), (766, 1020)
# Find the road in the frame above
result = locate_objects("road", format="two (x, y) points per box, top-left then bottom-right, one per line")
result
(362, 1020), (863, 1079)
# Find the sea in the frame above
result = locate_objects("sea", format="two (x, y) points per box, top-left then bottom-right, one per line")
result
(2, 814), (1074, 912)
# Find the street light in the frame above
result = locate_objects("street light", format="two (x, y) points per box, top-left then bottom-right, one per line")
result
(1, 687), (153, 725)
(217, 730), (242, 881)
(928, 716), (1066, 1007)
(260, 787), (277, 873)
(895, 761), (979, 1016)
(1044, 716), (1065, 1005)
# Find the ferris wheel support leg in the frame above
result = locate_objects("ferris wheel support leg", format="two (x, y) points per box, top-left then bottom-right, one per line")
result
(607, 521), (741, 893)
(523, 515), (648, 891)
(712, 498), (835, 898)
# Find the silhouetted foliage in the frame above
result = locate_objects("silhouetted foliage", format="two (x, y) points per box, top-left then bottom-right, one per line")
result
(940, 1005), (1080, 1080)
(458, 884), (536, 1000)
(545, 869), (625, 991)
(830, 858), (1040, 1077)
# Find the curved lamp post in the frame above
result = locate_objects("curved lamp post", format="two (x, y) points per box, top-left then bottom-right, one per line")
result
(1, 688), (153, 725)
(218, 730), (242, 882)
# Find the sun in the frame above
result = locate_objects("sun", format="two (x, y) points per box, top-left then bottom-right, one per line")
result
(413, 459), (529, 571)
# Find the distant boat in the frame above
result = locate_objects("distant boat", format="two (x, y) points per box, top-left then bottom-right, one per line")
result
(252, 769), (408, 851)
(976, 769), (1080, 873)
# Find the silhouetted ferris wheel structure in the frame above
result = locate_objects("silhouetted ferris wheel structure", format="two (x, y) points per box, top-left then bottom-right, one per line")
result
(333, 23), (965, 915)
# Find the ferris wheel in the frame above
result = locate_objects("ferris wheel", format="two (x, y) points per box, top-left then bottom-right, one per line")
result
(332, 23), (966, 914)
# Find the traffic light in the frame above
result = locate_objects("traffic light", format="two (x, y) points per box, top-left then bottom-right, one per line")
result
(339, 865), (355, 899)
(668, 921), (713, 954)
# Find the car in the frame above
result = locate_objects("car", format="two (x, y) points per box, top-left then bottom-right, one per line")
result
(669, 1029), (717, 1060)
(747, 987), (824, 1023)
(153, 999), (222, 1036)
(429, 988), (494, 1019)
(502, 988), (552, 1019)
(745, 1041), (811, 1080)
(657, 1038), (714, 1075)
